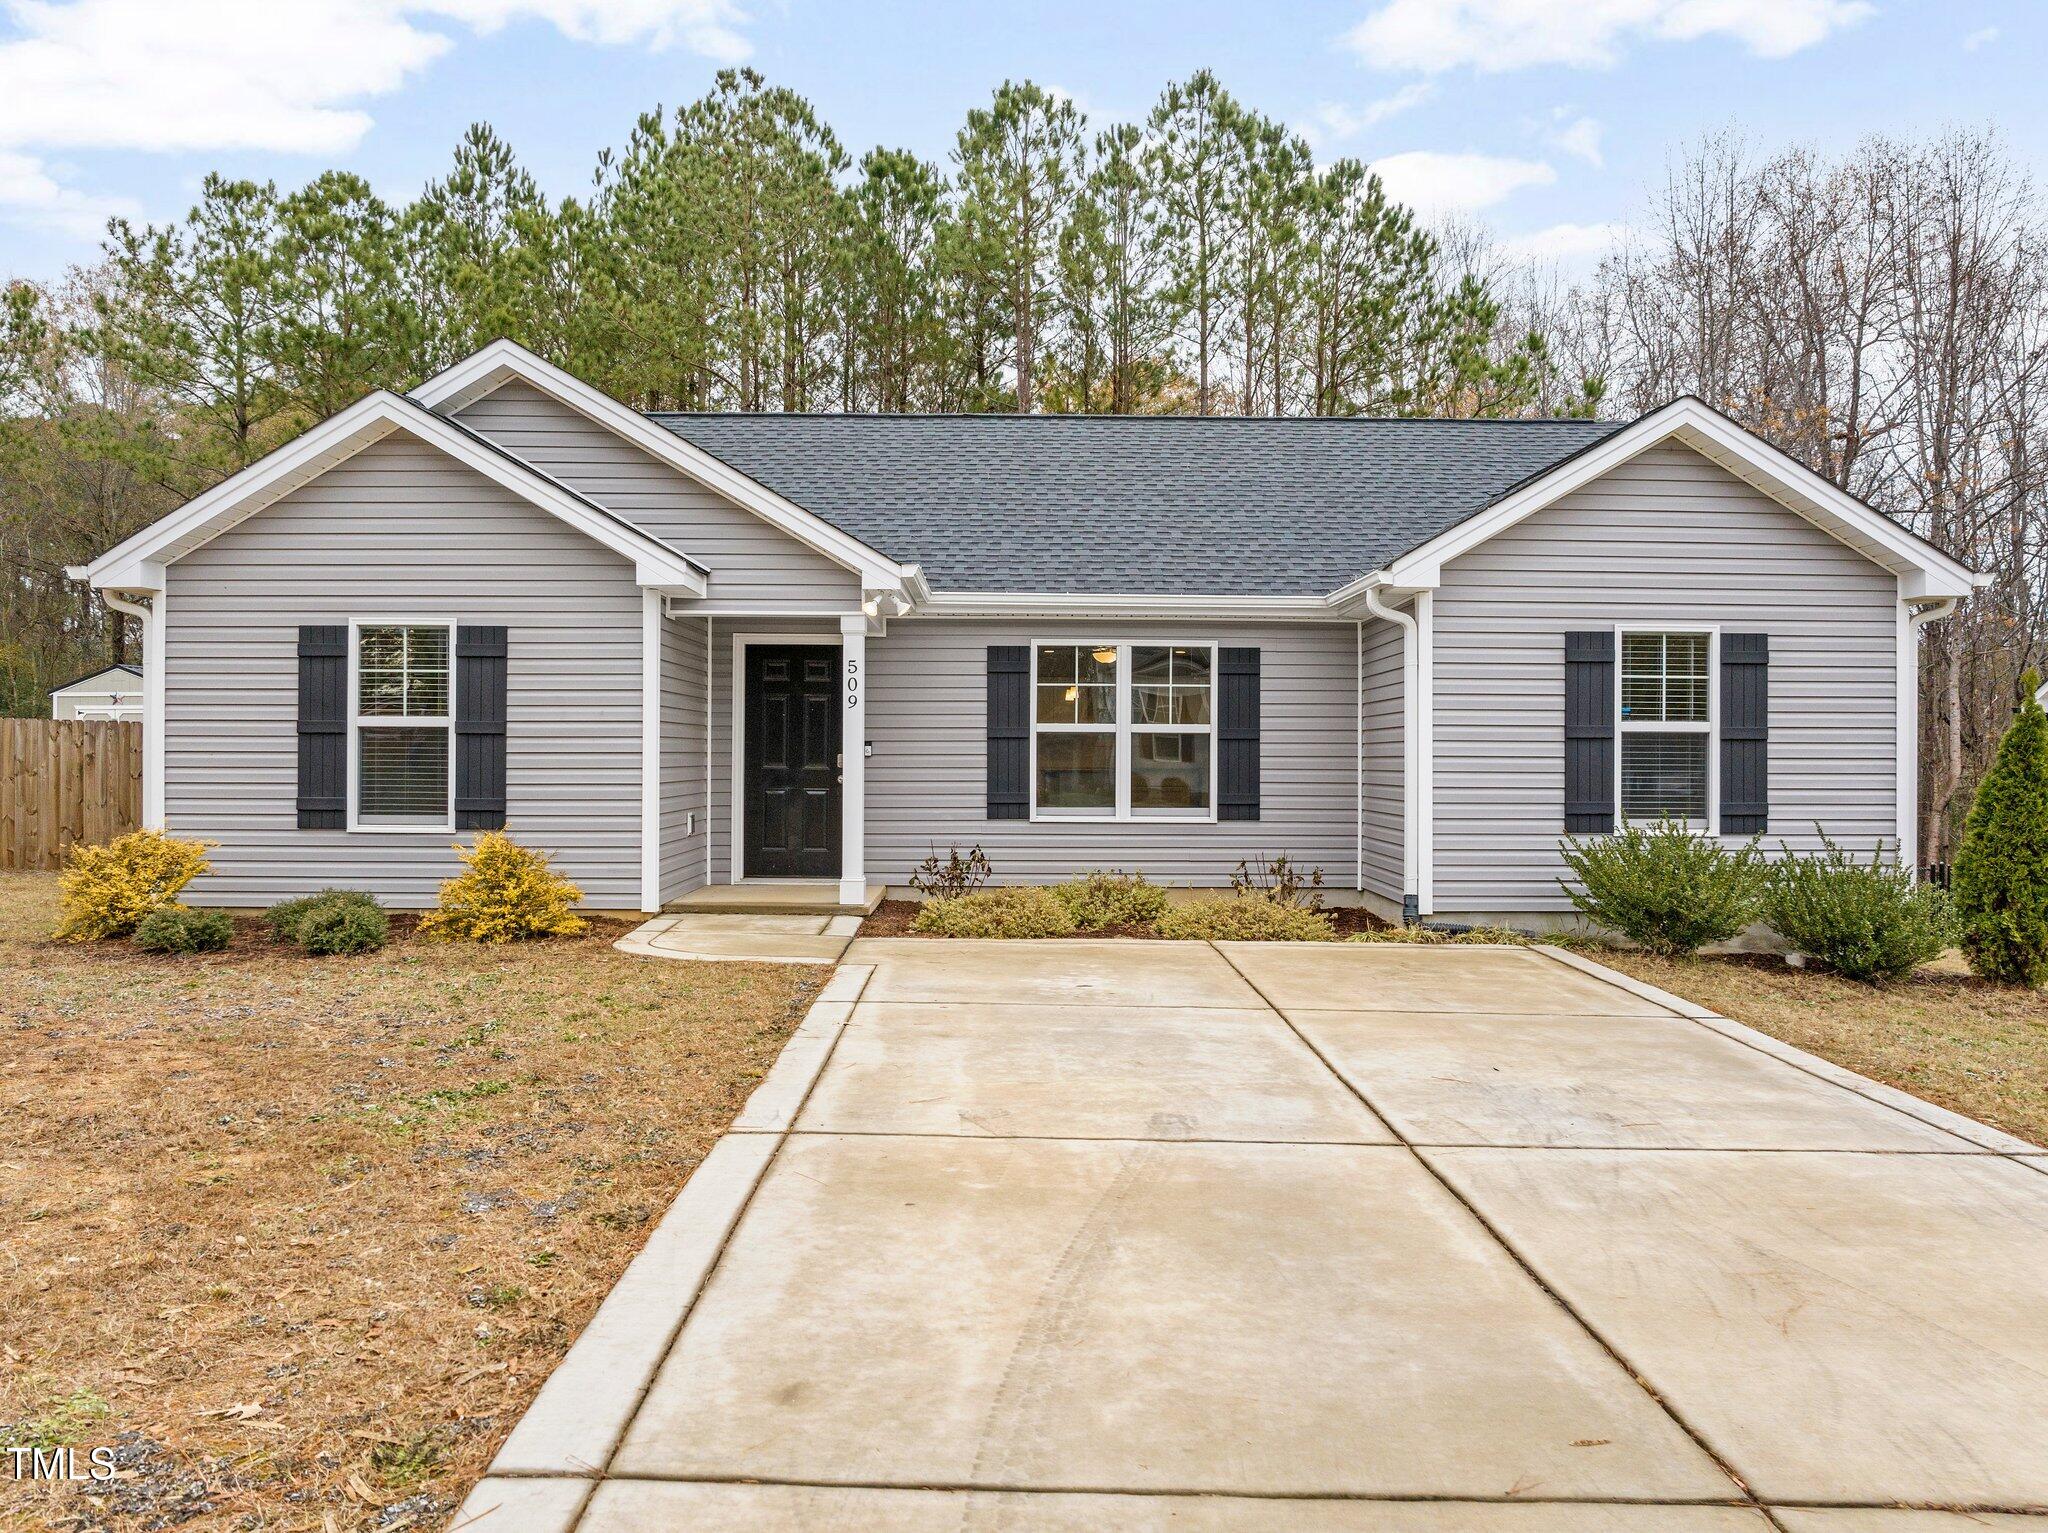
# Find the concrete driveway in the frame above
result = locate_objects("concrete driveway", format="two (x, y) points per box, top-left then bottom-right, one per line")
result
(458, 939), (2048, 1531)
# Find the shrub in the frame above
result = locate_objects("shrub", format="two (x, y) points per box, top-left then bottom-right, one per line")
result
(911, 887), (1078, 938)
(296, 896), (390, 956)
(418, 831), (588, 943)
(1229, 854), (1325, 910)
(1762, 834), (1955, 984)
(1348, 924), (1530, 945)
(1156, 897), (1335, 941)
(1557, 819), (1765, 957)
(1052, 870), (1169, 929)
(1951, 671), (2048, 986)
(133, 906), (234, 955)
(908, 844), (992, 900)
(266, 889), (379, 945)
(55, 828), (216, 942)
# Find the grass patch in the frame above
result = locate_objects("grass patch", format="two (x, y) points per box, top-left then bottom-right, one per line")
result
(0, 871), (814, 1527)
(1586, 947), (2048, 1148)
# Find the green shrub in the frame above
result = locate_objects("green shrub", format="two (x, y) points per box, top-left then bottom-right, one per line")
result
(133, 906), (234, 954)
(54, 828), (216, 941)
(265, 889), (364, 942)
(1557, 819), (1765, 957)
(1052, 871), (1169, 929)
(1155, 897), (1335, 941)
(1952, 671), (2048, 986)
(1762, 834), (1954, 983)
(297, 897), (390, 956)
(911, 888), (1078, 938)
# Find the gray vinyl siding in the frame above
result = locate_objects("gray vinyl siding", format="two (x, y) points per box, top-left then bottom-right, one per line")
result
(452, 381), (862, 612)
(659, 613), (709, 901)
(1360, 617), (1406, 901)
(861, 620), (1361, 886)
(1430, 442), (1899, 915)
(163, 431), (645, 909)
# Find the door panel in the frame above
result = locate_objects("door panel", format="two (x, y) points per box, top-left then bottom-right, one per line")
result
(744, 645), (842, 878)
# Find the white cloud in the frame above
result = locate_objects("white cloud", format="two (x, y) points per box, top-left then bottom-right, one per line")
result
(1537, 109), (1603, 166)
(1368, 150), (1556, 218)
(1499, 219), (1627, 266)
(1961, 26), (1999, 51)
(1343, 0), (1874, 73)
(0, 0), (751, 236)
(1303, 82), (1436, 147)
(0, 150), (140, 238)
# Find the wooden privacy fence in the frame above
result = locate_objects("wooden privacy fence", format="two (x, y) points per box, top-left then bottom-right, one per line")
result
(1, 719), (143, 870)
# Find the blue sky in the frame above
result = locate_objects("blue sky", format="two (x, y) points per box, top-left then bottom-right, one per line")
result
(0, 0), (2036, 282)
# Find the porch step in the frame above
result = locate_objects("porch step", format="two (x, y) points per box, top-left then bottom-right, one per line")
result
(663, 881), (886, 917)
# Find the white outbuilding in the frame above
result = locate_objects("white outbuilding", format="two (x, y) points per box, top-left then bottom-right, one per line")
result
(48, 662), (144, 722)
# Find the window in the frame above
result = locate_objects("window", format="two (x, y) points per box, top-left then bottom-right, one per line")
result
(1032, 642), (1214, 819)
(1618, 629), (1713, 826)
(354, 624), (452, 828)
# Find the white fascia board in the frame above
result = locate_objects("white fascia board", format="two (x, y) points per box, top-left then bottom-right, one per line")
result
(411, 340), (912, 593)
(912, 590), (1338, 620)
(76, 391), (707, 598)
(1374, 398), (1979, 599)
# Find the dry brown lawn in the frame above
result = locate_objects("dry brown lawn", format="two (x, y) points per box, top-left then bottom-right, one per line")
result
(0, 873), (815, 1531)
(1589, 948), (2048, 1149)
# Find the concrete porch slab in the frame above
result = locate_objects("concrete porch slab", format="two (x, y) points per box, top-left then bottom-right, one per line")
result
(576, 1481), (1774, 1530)
(614, 912), (860, 965)
(1425, 1146), (2048, 1508)
(608, 1134), (1736, 1501)
(664, 880), (885, 915)
(1218, 942), (1670, 1016)
(1293, 1009), (1983, 1152)
(796, 1002), (1394, 1143)
(841, 936), (1265, 1007)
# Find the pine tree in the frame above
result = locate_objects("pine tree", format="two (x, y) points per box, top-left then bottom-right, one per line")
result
(1951, 669), (2048, 986)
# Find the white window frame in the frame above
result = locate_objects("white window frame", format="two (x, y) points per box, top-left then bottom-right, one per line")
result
(347, 619), (457, 833)
(1028, 639), (1218, 823)
(1615, 623), (1718, 836)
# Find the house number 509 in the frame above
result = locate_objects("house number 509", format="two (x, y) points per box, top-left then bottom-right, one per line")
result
(845, 658), (860, 710)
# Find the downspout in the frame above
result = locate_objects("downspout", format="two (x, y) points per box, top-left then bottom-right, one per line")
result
(1362, 588), (1419, 924)
(1355, 621), (1364, 893)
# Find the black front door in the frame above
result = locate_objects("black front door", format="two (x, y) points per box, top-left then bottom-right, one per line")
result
(743, 645), (842, 878)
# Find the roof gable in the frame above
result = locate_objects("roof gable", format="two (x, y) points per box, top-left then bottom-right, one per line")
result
(75, 392), (707, 597)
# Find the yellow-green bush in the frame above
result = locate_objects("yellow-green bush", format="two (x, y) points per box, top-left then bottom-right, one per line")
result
(1051, 870), (1170, 929)
(418, 831), (588, 943)
(54, 828), (215, 942)
(1155, 897), (1335, 941)
(1347, 924), (1530, 945)
(911, 887), (1078, 938)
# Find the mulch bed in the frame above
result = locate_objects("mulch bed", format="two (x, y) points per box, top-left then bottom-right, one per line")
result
(858, 897), (1387, 939)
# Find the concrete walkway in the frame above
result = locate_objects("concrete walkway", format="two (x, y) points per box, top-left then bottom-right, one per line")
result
(456, 940), (2048, 1531)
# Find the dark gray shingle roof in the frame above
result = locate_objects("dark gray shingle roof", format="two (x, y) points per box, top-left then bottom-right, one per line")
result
(650, 412), (1624, 596)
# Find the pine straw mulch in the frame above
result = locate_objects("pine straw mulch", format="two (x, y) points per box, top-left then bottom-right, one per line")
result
(0, 873), (816, 1532)
(857, 897), (1388, 938)
(1586, 948), (2048, 1149)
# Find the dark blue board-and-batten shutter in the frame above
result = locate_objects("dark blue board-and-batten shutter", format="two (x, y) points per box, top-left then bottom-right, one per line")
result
(454, 626), (508, 831)
(1719, 632), (1769, 835)
(986, 646), (1029, 819)
(1216, 647), (1261, 821)
(296, 626), (348, 829)
(1563, 631), (1616, 834)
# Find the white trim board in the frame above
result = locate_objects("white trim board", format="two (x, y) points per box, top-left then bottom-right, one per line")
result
(74, 390), (708, 598)
(411, 339), (915, 595)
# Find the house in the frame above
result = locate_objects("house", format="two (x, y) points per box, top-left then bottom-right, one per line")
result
(70, 340), (1982, 926)
(48, 662), (144, 722)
